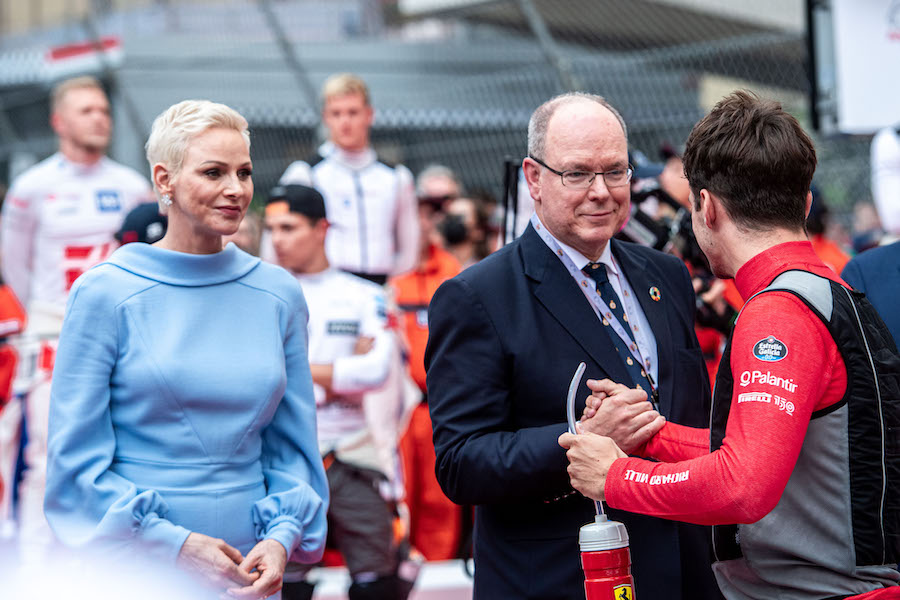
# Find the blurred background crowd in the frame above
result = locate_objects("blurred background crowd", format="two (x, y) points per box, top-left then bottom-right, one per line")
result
(0, 0), (889, 240)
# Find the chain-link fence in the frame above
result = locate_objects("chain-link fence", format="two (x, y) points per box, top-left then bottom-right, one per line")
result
(0, 0), (873, 229)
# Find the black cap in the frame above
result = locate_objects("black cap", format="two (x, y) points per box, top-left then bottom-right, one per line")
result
(116, 203), (167, 244)
(628, 150), (664, 180)
(267, 184), (327, 220)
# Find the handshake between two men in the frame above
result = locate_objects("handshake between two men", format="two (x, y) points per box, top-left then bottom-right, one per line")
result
(558, 379), (665, 502)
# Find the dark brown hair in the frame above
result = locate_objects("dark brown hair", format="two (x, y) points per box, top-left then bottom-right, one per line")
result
(682, 90), (816, 232)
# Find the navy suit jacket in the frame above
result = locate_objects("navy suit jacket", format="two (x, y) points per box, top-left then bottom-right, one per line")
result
(842, 240), (900, 348)
(426, 224), (721, 599)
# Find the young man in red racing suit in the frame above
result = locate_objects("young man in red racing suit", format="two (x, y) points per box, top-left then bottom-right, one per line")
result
(560, 91), (900, 600)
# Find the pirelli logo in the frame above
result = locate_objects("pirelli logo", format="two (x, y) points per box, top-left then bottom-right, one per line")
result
(738, 391), (772, 404)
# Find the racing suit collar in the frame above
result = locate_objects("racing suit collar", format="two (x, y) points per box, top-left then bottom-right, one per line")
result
(54, 151), (109, 175)
(734, 240), (844, 301)
(318, 141), (376, 171)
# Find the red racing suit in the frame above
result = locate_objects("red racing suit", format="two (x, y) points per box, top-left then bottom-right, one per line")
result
(604, 241), (899, 598)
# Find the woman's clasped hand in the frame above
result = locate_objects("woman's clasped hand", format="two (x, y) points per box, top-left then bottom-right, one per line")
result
(177, 533), (287, 599)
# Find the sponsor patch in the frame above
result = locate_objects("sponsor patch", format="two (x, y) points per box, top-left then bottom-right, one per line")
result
(773, 395), (795, 415)
(146, 222), (165, 242)
(738, 391), (772, 404)
(737, 388), (795, 415)
(56, 205), (79, 216)
(613, 584), (634, 600)
(738, 370), (798, 393)
(753, 336), (788, 362)
(95, 190), (121, 212)
(327, 320), (360, 336)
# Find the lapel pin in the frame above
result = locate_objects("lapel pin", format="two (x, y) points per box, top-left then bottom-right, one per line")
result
(649, 286), (661, 301)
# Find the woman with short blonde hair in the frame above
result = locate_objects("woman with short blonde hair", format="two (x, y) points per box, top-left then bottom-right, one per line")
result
(45, 99), (328, 599)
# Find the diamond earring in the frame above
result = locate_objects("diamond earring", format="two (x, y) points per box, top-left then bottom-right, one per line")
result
(160, 194), (172, 206)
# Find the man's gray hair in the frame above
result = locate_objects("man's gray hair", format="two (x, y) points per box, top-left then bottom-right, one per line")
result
(527, 92), (628, 160)
(416, 164), (462, 197)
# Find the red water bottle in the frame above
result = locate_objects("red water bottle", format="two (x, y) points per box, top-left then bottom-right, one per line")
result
(580, 514), (635, 600)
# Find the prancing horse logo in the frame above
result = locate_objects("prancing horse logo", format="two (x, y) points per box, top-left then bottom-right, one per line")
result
(613, 583), (633, 600)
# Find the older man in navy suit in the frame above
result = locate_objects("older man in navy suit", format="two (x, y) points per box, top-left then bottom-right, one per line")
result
(842, 241), (900, 347)
(425, 92), (721, 599)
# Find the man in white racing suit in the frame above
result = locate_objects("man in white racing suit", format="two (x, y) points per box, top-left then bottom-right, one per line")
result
(0, 76), (153, 561)
(266, 184), (412, 600)
(278, 73), (418, 285)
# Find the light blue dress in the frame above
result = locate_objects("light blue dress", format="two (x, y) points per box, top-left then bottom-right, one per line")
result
(44, 242), (328, 579)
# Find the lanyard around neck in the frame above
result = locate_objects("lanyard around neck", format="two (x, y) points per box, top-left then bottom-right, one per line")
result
(531, 214), (656, 394)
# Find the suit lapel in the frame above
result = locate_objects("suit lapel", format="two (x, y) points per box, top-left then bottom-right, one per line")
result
(612, 240), (676, 415)
(521, 226), (634, 386)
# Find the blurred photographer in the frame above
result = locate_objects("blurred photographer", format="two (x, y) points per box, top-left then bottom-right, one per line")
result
(618, 148), (738, 383)
(390, 165), (462, 562)
(622, 149), (737, 324)
(439, 196), (492, 269)
(806, 186), (850, 274)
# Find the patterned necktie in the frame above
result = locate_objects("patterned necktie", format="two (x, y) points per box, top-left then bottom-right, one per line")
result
(582, 262), (653, 393)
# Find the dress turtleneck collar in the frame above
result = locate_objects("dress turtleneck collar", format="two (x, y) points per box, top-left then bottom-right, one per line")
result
(106, 242), (261, 286)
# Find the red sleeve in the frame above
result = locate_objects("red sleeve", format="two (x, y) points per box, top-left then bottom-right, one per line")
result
(0, 285), (25, 405)
(0, 285), (26, 332)
(605, 291), (846, 525)
(639, 421), (709, 462)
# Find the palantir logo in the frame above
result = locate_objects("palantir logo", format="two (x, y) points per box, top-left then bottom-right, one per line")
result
(752, 336), (788, 362)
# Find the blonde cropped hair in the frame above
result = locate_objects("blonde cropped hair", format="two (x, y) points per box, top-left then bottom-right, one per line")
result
(321, 73), (370, 106)
(51, 76), (105, 114)
(145, 100), (250, 199)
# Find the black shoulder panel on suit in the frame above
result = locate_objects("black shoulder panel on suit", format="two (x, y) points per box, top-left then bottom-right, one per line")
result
(307, 152), (325, 168)
(377, 155), (398, 169)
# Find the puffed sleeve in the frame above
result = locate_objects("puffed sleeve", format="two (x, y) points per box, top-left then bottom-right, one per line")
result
(251, 288), (329, 563)
(45, 270), (192, 562)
